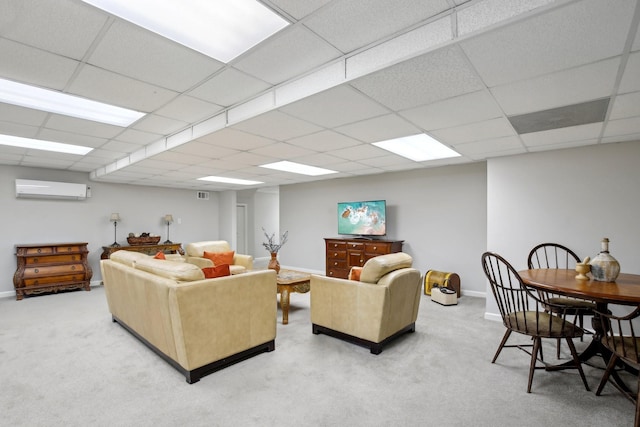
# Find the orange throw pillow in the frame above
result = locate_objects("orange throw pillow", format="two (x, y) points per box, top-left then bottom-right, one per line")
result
(202, 264), (231, 278)
(153, 251), (166, 260)
(348, 267), (362, 281)
(203, 250), (234, 266)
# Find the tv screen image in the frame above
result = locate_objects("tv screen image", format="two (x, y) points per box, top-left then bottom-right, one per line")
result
(337, 200), (386, 236)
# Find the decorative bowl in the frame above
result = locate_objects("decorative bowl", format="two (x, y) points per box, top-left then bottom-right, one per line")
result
(127, 236), (161, 245)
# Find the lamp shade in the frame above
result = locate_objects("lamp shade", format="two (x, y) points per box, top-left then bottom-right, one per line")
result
(110, 213), (121, 222)
(164, 214), (174, 223)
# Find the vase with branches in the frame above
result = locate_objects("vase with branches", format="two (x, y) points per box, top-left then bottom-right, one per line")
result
(262, 227), (288, 273)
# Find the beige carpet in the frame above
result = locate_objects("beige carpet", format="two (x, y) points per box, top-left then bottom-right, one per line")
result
(0, 286), (634, 426)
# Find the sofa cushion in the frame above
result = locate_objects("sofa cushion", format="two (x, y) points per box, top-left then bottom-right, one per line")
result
(135, 257), (205, 282)
(154, 251), (166, 260)
(110, 250), (149, 267)
(359, 253), (413, 284)
(203, 250), (234, 266)
(202, 264), (231, 278)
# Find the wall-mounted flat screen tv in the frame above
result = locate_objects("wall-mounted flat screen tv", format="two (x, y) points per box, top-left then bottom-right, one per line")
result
(337, 200), (386, 237)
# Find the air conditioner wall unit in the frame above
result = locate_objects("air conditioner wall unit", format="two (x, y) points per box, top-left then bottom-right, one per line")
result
(16, 179), (88, 200)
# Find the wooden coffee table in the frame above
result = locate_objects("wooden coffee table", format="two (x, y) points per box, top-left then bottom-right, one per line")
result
(276, 269), (311, 325)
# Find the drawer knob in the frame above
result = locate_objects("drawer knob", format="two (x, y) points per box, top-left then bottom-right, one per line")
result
(334, 252), (337, 257)
(37, 249), (42, 253)
(334, 262), (338, 266)
(71, 266), (76, 270)
(33, 258), (38, 263)
(329, 271), (334, 276)
(373, 246), (377, 250)
(34, 268), (39, 273)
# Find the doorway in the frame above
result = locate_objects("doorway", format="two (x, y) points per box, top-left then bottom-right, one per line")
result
(236, 203), (248, 254)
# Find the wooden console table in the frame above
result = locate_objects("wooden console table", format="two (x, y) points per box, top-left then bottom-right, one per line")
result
(14, 242), (92, 300)
(101, 243), (184, 259)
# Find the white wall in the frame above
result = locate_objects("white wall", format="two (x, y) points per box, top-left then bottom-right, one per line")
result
(0, 165), (221, 297)
(486, 140), (640, 319)
(279, 162), (488, 296)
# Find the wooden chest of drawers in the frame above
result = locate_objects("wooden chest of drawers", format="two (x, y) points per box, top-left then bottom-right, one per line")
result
(13, 242), (92, 300)
(324, 238), (404, 279)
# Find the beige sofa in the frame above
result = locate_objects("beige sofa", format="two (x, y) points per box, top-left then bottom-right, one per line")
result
(310, 252), (421, 354)
(185, 240), (253, 274)
(101, 250), (276, 383)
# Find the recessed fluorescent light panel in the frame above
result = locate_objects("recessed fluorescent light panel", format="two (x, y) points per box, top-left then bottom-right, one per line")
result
(0, 134), (93, 155)
(373, 134), (460, 161)
(0, 78), (145, 127)
(260, 161), (337, 176)
(198, 176), (264, 186)
(82, 0), (289, 63)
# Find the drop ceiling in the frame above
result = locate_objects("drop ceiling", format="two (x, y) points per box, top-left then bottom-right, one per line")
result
(1, 0), (639, 191)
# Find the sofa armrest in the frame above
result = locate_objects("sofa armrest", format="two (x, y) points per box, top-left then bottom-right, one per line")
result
(233, 253), (253, 270)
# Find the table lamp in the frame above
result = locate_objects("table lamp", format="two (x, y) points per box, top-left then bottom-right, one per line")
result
(164, 214), (174, 244)
(110, 213), (121, 247)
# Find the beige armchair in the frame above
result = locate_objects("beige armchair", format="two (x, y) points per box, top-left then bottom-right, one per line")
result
(310, 252), (421, 354)
(185, 241), (253, 274)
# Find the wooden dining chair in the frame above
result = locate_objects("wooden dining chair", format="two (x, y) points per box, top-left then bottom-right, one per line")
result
(482, 251), (590, 393)
(595, 306), (640, 427)
(527, 243), (597, 357)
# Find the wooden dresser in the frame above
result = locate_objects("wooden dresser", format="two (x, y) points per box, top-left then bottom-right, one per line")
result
(13, 242), (92, 301)
(324, 238), (404, 279)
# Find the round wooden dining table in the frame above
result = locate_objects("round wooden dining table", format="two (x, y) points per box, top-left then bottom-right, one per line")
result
(519, 268), (640, 386)
(518, 269), (640, 306)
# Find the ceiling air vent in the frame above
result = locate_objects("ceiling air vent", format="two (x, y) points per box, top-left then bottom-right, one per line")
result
(196, 191), (210, 200)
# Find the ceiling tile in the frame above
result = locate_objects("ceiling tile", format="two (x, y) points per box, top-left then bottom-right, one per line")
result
(603, 116), (640, 138)
(249, 142), (316, 159)
(234, 26), (341, 85)
(44, 115), (123, 139)
(148, 151), (204, 165)
(279, 85), (389, 128)
(460, 0), (635, 86)
(610, 91), (640, 120)
(0, 103), (48, 127)
(113, 129), (163, 145)
(330, 143), (388, 161)
(189, 68), (271, 107)
(68, 64), (178, 113)
(453, 136), (526, 159)
(431, 117), (516, 144)
(0, 0), (107, 60)
(0, 121), (40, 139)
(196, 128), (275, 151)
(154, 95), (222, 124)
(491, 58), (620, 115)
(0, 38), (78, 90)
(520, 122), (604, 148)
(132, 114), (188, 136)
(287, 130), (363, 151)
(37, 128), (108, 148)
(399, 90), (502, 131)
(268, 0), (332, 19)
(88, 19), (223, 92)
(336, 114), (420, 142)
(619, 52), (640, 94)
(351, 46), (484, 111)
(233, 111), (323, 141)
(303, 0), (451, 53)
